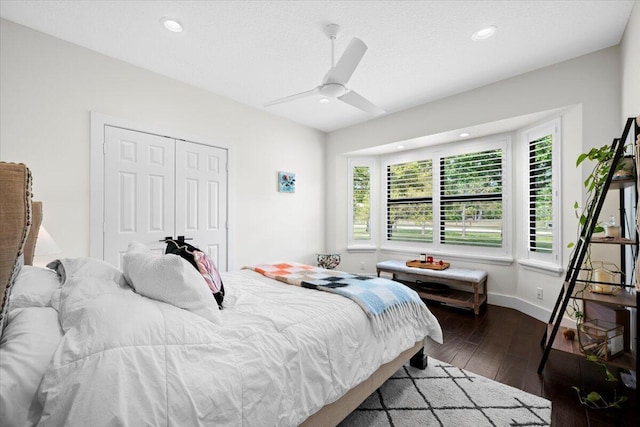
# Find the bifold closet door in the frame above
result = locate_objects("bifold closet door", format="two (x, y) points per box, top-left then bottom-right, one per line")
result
(175, 141), (228, 270)
(104, 126), (175, 268)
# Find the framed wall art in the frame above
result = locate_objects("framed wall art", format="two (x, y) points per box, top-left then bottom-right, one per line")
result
(278, 171), (296, 193)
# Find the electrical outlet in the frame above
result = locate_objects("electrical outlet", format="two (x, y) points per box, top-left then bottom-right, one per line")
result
(536, 288), (543, 300)
(360, 262), (365, 271)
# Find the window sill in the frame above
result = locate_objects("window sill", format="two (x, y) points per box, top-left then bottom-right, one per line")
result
(517, 259), (564, 276)
(379, 245), (513, 266)
(346, 244), (377, 253)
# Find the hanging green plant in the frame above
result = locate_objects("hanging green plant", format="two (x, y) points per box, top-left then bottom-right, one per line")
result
(572, 355), (628, 410)
(567, 145), (613, 250)
(576, 145), (616, 192)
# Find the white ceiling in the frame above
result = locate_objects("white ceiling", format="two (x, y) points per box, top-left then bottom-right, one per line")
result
(0, 1), (634, 133)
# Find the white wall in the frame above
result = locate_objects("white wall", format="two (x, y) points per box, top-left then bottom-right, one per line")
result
(621, 1), (640, 120)
(326, 46), (622, 321)
(0, 19), (326, 269)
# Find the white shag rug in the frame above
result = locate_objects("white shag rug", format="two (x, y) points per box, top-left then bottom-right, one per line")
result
(339, 358), (551, 427)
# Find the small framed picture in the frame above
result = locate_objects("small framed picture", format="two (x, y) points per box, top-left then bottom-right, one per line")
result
(278, 171), (296, 193)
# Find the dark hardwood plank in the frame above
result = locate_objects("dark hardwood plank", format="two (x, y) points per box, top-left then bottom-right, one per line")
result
(425, 332), (465, 364)
(495, 355), (531, 390)
(464, 315), (491, 346)
(542, 352), (589, 427)
(521, 348), (545, 396)
(463, 349), (506, 379)
(449, 341), (478, 367)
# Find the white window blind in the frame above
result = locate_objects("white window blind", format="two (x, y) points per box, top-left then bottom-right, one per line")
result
(352, 165), (371, 240)
(440, 149), (503, 247)
(528, 134), (553, 253)
(386, 160), (433, 242)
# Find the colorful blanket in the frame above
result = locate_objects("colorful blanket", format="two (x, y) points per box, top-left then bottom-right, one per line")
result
(246, 262), (434, 336)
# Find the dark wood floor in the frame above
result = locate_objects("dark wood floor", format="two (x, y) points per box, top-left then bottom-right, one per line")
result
(423, 302), (638, 426)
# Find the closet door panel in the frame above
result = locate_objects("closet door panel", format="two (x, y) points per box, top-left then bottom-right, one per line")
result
(104, 126), (175, 268)
(185, 178), (199, 230)
(175, 141), (228, 271)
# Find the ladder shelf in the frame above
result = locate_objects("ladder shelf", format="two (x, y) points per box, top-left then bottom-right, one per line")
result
(538, 117), (639, 379)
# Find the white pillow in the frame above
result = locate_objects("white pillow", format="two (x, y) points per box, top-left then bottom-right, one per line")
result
(7, 266), (61, 313)
(121, 240), (150, 286)
(0, 307), (64, 426)
(123, 242), (222, 325)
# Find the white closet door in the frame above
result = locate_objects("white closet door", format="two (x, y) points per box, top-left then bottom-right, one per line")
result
(104, 126), (175, 268)
(175, 141), (228, 271)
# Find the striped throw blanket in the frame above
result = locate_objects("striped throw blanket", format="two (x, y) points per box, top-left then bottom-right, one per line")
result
(245, 262), (434, 336)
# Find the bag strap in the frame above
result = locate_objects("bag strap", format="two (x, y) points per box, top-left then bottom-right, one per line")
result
(165, 239), (199, 255)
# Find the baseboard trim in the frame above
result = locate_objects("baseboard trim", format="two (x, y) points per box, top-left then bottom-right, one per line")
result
(488, 292), (574, 328)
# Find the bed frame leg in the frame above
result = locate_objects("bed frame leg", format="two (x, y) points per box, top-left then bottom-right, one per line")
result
(409, 347), (428, 369)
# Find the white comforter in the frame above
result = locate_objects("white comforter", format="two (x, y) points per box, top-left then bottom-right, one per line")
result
(37, 258), (442, 426)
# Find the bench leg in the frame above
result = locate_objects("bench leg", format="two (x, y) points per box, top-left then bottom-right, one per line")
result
(409, 347), (428, 369)
(473, 282), (480, 315)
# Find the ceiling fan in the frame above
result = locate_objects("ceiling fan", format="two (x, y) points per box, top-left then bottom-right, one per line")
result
(264, 24), (385, 115)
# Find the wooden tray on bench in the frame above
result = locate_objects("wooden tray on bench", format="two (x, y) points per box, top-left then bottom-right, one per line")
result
(406, 260), (450, 270)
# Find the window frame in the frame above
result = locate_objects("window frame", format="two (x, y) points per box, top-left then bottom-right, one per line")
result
(520, 118), (562, 271)
(347, 157), (378, 250)
(380, 135), (512, 261)
(386, 158), (434, 244)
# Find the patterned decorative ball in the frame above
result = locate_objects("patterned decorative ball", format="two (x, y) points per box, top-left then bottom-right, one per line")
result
(317, 253), (341, 270)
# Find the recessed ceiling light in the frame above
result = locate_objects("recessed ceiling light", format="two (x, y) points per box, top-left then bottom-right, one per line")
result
(161, 17), (183, 33)
(319, 97), (330, 104)
(460, 132), (470, 137)
(472, 25), (496, 41)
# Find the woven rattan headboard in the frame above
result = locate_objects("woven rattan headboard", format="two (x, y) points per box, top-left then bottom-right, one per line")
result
(0, 162), (33, 328)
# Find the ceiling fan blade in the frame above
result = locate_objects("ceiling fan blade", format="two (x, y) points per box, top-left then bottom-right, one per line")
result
(264, 87), (320, 107)
(323, 37), (367, 85)
(338, 90), (385, 115)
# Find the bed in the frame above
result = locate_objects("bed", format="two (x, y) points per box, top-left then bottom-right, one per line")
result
(0, 161), (443, 426)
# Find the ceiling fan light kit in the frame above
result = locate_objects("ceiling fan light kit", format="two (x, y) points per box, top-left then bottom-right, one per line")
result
(320, 83), (346, 98)
(264, 24), (384, 116)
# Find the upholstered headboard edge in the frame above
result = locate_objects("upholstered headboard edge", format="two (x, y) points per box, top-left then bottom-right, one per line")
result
(0, 162), (33, 329)
(24, 201), (43, 266)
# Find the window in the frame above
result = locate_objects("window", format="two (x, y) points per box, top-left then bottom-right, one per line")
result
(440, 149), (503, 247)
(381, 136), (510, 258)
(386, 160), (433, 242)
(353, 165), (371, 240)
(348, 158), (377, 248)
(522, 119), (561, 268)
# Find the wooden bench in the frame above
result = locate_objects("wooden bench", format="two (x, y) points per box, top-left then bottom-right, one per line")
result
(376, 260), (488, 315)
